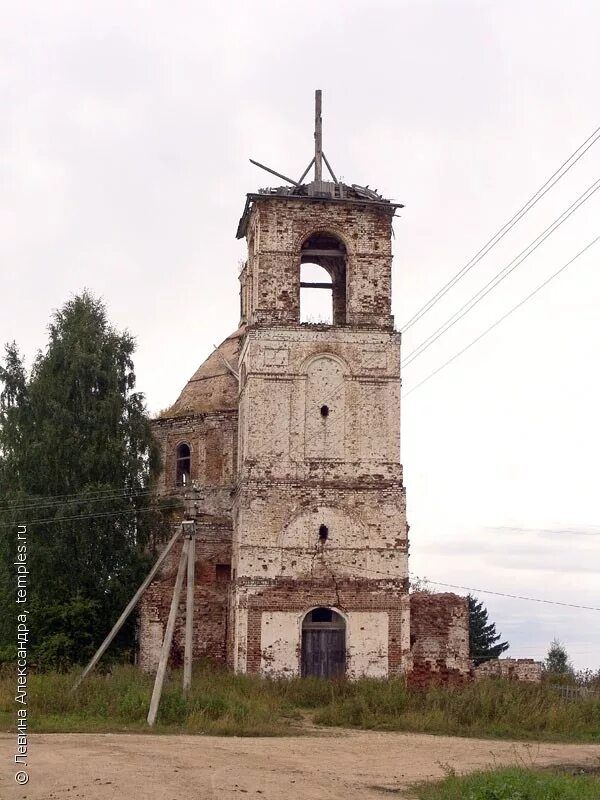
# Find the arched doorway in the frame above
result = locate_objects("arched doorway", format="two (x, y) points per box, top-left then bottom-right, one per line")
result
(301, 607), (346, 678)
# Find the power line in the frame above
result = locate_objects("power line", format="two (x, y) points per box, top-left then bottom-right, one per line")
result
(400, 123), (600, 332)
(227, 545), (600, 613)
(326, 555), (600, 611)
(0, 501), (183, 530)
(0, 489), (155, 515)
(402, 178), (600, 367)
(402, 233), (600, 397)
(4, 501), (595, 613)
(420, 579), (600, 612)
(0, 485), (152, 513)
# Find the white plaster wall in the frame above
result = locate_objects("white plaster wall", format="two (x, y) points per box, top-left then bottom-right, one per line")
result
(260, 611), (300, 677)
(247, 377), (292, 458)
(304, 355), (346, 460)
(234, 489), (408, 581)
(400, 594), (412, 673)
(233, 602), (248, 673)
(358, 380), (400, 461)
(237, 327), (403, 482)
(280, 505), (365, 549)
(347, 611), (389, 678)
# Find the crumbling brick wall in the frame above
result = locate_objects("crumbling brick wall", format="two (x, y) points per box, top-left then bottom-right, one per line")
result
(474, 658), (542, 683)
(151, 411), (237, 499)
(408, 592), (471, 687)
(138, 520), (232, 671)
(242, 198), (395, 329)
(139, 333), (240, 672)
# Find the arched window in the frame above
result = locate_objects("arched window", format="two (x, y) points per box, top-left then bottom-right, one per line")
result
(175, 443), (191, 486)
(300, 232), (347, 325)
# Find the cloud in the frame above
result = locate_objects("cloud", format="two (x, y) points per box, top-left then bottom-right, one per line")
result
(486, 525), (600, 538)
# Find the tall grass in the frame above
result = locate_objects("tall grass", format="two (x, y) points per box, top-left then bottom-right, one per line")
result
(313, 678), (600, 741)
(0, 664), (598, 740)
(0, 664), (300, 735)
(410, 767), (600, 800)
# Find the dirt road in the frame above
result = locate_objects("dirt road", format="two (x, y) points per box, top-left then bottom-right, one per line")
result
(1, 730), (599, 799)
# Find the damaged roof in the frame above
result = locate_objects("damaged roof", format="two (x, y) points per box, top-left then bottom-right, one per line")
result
(236, 179), (404, 239)
(157, 327), (243, 419)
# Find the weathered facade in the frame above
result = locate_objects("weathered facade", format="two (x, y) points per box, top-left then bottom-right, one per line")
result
(139, 105), (470, 682)
(408, 592), (471, 687)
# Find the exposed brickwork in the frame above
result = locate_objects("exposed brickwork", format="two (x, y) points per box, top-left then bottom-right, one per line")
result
(140, 348), (239, 671)
(408, 593), (471, 688)
(241, 198), (395, 329)
(151, 411), (237, 499)
(138, 522), (232, 671)
(475, 658), (542, 683)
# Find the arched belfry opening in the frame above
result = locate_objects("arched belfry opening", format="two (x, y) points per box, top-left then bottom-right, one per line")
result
(175, 442), (191, 486)
(301, 607), (346, 678)
(300, 233), (347, 325)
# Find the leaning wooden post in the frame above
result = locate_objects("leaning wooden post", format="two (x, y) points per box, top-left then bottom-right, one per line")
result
(147, 536), (189, 726)
(183, 519), (196, 694)
(72, 526), (182, 692)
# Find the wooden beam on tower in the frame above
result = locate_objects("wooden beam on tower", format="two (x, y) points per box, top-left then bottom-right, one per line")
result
(249, 159), (300, 187)
(322, 151), (338, 183)
(300, 248), (345, 258)
(297, 156), (315, 185)
(314, 89), (323, 182)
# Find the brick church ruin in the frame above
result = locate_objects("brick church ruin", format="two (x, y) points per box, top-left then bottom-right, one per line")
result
(139, 93), (471, 683)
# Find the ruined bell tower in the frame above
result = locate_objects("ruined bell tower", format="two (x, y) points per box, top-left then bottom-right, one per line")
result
(141, 91), (470, 683)
(231, 91), (411, 678)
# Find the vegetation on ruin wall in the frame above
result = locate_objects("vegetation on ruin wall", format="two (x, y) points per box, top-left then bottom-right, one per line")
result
(0, 664), (599, 740)
(409, 766), (600, 800)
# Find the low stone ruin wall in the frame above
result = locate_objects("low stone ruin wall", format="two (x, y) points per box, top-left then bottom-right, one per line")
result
(474, 657), (542, 683)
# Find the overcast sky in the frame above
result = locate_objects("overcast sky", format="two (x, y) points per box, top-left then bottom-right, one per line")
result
(2, 1), (599, 669)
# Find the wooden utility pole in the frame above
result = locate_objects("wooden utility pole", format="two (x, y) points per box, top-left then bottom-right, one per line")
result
(72, 526), (182, 692)
(183, 519), (196, 694)
(147, 536), (189, 726)
(314, 89), (323, 182)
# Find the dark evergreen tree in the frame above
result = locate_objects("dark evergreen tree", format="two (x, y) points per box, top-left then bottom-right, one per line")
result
(468, 594), (509, 664)
(0, 292), (172, 669)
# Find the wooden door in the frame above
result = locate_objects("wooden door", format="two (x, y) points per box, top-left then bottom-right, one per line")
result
(301, 628), (345, 678)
